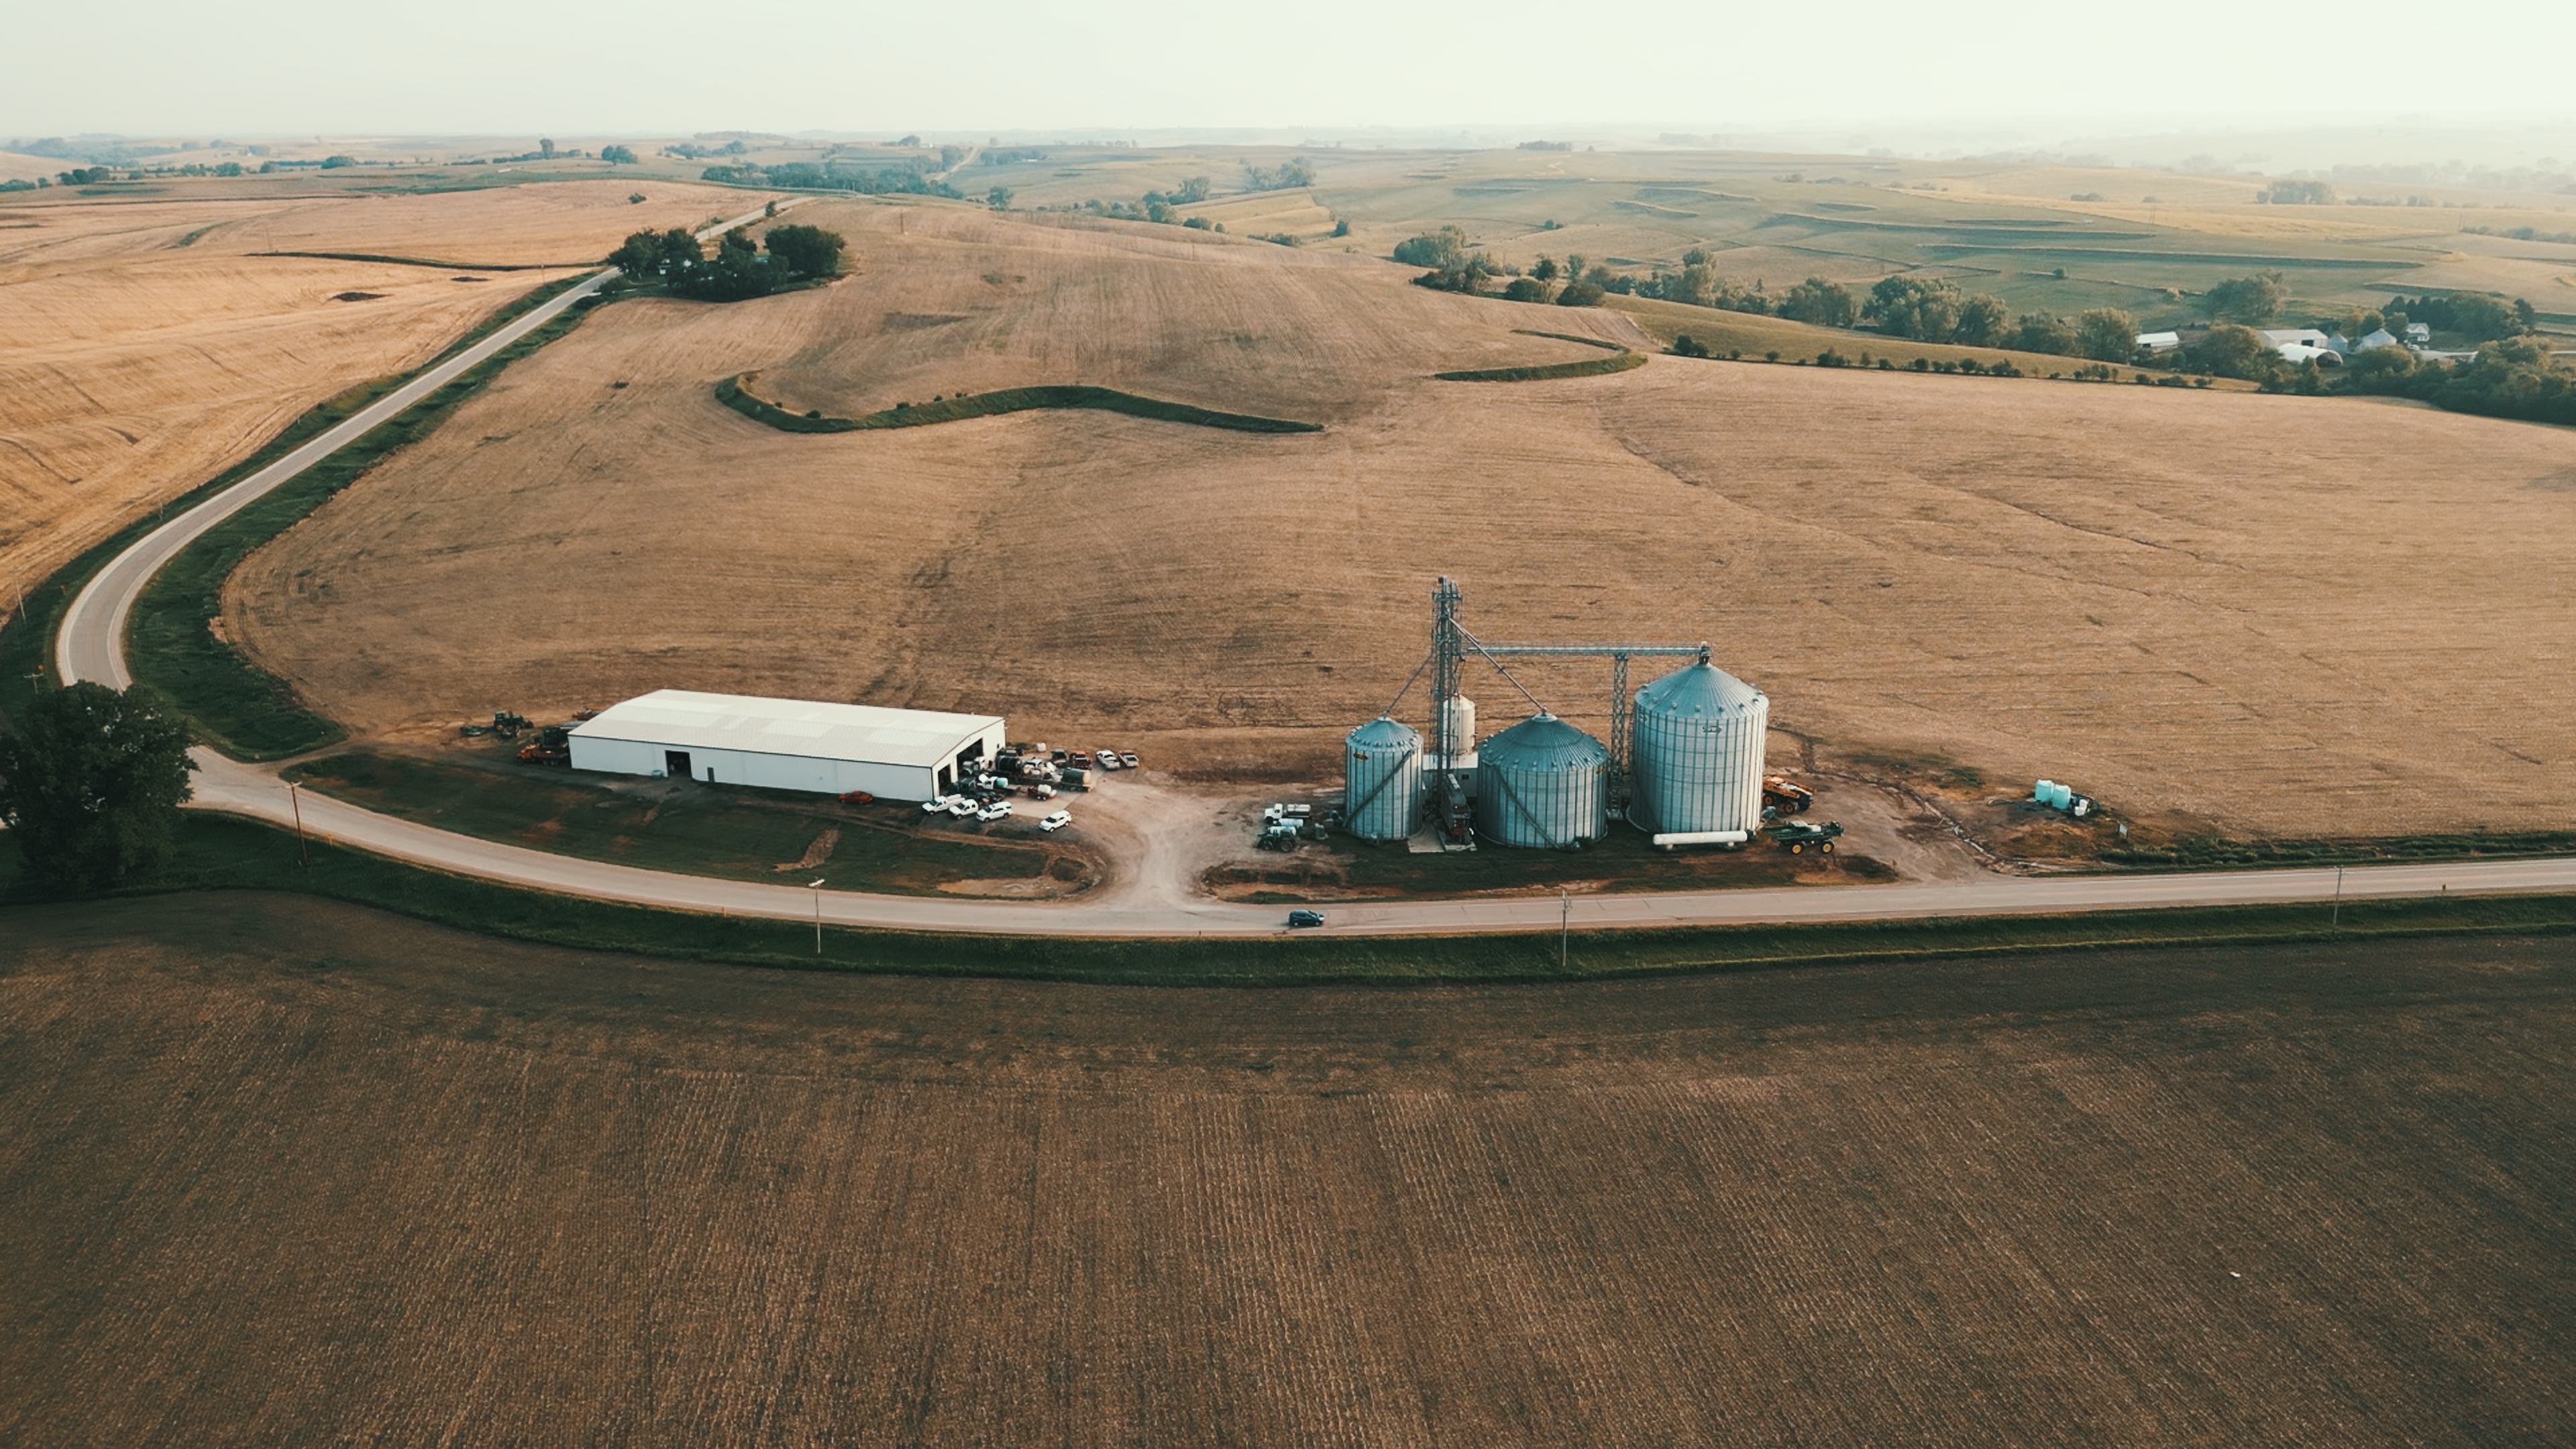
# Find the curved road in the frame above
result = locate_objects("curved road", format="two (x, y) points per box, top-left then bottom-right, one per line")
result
(50, 207), (2576, 938)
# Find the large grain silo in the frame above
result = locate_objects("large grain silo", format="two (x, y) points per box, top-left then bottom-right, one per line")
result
(1343, 715), (1424, 841)
(1627, 661), (1768, 837)
(1476, 713), (1610, 848)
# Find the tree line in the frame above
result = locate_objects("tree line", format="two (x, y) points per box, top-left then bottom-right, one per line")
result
(608, 223), (847, 301)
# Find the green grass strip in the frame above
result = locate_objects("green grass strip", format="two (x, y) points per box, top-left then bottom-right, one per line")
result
(123, 285), (599, 760)
(1436, 350), (1648, 383)
(7, 814), (2575, 987)
(716, 373), (1322, 434)
(256, 250), (574, 272)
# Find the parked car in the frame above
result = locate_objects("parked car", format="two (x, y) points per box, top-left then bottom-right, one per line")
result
(922, 796), (953, 814)
(1039, 810), (1072, 833)
(946, 798), (979, 817)
(1286, 909), (1326, 929)
(1118, 752), (1140, 769)
(977, 800), (1014, 822)
(1024, 783), (1057, 800)
(1094, 751), (1120, 771)
(1069, 750), (1093, 767)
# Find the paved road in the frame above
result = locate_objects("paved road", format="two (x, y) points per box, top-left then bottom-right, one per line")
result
(50, 200), (2576, 938)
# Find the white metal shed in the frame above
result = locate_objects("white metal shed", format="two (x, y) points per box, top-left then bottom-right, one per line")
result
(568, 689), (1005, 800)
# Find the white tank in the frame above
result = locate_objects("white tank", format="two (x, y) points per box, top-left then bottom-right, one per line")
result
(1442, 694), (1476, 755)
(1627, 661), (1768, 835)
(1343, 716), (1424, 841)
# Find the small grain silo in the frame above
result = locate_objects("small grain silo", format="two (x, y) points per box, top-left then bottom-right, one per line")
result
(1476, 712), (1610, 847)
(1627, 661), (1768, 839)
(1343, 715), (1424, 841)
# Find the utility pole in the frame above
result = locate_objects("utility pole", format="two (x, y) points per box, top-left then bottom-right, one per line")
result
(810, 878), (826, 955)
(286, 780), (309, 869)
(1560, 888), (1570, 971)
(2332, 865), (2344, 928)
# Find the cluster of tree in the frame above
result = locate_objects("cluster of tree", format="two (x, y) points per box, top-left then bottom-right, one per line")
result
(0, 684), (197, 894)
(1517, 140), (1572, 152)
(701, 161), (963, 199)
(1242, 159), (1314, 191)
(981, 147), (1049, 165)
(600, 145), (638, 164)
(2387, 290), (2532, 341)
(2256, 180), (2337, 205)
(608, 223), (847, 301)
(2201, 271), (2287, 324)
(2463, 223), (2576, 246)
(1075, 178), (1219, 228)
(52, 167), (118, 184)
(665, 140), (749, 160)
(2332, 335), (2576, 426)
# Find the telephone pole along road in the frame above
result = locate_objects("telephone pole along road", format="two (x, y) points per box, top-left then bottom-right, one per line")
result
(50, 203), (2576, 938)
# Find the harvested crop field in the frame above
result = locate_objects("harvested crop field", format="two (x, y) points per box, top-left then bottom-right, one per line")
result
(0, 178), (766, 594)
(226, 199), (2576, 838)
(3, 892), (2571, 1444)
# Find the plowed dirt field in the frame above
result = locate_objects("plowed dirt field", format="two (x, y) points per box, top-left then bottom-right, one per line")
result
(3, 894), (2569, 1445)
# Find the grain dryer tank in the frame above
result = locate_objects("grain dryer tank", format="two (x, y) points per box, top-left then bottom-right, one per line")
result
(1627, 661), (1768, 835)
(1342, 715), (1424, 842)
(1475, 713), (1609, 847)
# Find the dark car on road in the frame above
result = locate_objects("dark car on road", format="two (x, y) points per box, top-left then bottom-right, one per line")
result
(1287, 909), (1326, 929)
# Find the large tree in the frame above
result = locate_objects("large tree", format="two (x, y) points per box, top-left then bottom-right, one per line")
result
(0, 683), (197, 893)
(2074, 308), (2141, 363)
(1952, 292), (2010, 346)
(763, 224), (847, 278)
(2202, 272), (2288, 324)
(1776, 276), (1858, 327)
(2011, 313), (2078, 356)
(2183, 324), (2280, 381)
(1863, 276), (1966, 340)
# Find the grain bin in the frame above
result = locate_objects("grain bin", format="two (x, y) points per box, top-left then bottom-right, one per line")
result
(1343, 715), (1424, 842)
(1476, 712), (1610, 847)
(1627, 661), (1768, 835)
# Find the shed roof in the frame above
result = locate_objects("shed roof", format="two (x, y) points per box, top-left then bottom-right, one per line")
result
(570, 690), (1002, 768)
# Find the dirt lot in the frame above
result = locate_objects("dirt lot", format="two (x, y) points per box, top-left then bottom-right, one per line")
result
(221, 197), (2576, 841)
(2, 892), (2569, 1445)
(0, 176), (765, 594)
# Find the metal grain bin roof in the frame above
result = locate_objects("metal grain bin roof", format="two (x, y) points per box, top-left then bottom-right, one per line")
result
(1479, 712), (1609, 769)
(1633, 661), (1763, 718)
(1347, 715), (1421, 750)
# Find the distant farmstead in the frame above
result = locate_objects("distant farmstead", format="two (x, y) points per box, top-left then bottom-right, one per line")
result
(568, 689), (1004, 800)
(2135, 331), (2182, 353)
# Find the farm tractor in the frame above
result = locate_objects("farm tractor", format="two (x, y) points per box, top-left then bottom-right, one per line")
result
(1762, 775), (1815, 816)
(516, 724), (572, 765)
(1770, 819), (1843, 855)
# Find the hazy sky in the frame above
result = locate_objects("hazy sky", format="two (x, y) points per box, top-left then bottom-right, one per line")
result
(9, 0), (2572, 140)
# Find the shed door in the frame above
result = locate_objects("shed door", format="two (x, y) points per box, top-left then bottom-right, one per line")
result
(665, 750), (692, 778)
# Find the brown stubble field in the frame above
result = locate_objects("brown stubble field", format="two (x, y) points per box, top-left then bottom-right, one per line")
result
(227, 199), (2576, 838)
(1, 892), (2571, 1444)
(0, 178), (766, 595)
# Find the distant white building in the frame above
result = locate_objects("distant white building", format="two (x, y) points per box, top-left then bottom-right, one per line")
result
(2404, 321), (2432, 345)
(2136, 330), (2182, 353)
(2355, 327), (2401, 351)
(2261, 328), (2346, 365)
(568, 689), (1006, 800)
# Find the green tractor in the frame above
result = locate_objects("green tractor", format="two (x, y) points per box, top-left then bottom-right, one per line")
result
(1770, 820), (1844, 855)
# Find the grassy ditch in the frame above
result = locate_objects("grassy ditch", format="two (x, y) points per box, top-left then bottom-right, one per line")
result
(288, 748), (1091, 896)
(8, 814), (2576, 987)
(1213, 828), (1894, 902)
(717, 372), (1323, 435)
(125, 290), (601, 759)
(2102, 830), (2576, 871)
(1434, 333), (1646, 382)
